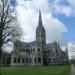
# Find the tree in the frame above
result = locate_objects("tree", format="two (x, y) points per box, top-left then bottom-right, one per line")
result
(0, 0), (22, 74)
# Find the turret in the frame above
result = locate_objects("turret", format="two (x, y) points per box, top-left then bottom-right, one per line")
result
(65, 47), (69, 63)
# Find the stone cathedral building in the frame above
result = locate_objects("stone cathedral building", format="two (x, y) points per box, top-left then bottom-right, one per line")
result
(11, 11), (69, 66)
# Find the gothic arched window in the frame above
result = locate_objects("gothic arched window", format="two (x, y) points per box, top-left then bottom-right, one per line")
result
(38, 57), (41, 63)
(18, 58), (20, 63)
(22, 58), (24, 63)
(38, 48), (40, 52)
(34, 58), (37, 63)
(26, 58), (28, 63)
(14, 57), (16, 63)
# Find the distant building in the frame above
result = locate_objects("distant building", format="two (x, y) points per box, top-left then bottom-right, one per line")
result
(70, 56), (75, 64)
(11, 11), (69, 66)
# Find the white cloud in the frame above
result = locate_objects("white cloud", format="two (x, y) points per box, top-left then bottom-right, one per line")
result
(68, 0), (75, 5)
(16, 0), (68, 43)
(67, 41), (75, 59)
(33, 0), (47, 7)
(68, 42), (75, 52)
(56, 5), (72, 17)
(42, 13), (67, 43)
(50, 0), (75, 17)
(60, 41), (75, 59)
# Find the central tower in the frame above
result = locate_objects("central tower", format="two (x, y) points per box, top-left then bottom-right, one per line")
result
(36, 10), (46, 46)
(36, 10), (46, 65)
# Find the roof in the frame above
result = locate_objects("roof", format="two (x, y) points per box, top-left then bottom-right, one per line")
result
(44, 43), (54, 49)
(17, 41), (36, 47)
(17, 41), (55, 49)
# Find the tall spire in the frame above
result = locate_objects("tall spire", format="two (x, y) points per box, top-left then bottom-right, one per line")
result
(38, 10), (43, 26)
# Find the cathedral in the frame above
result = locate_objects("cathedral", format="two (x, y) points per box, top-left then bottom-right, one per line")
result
(11, 11), (69, 66)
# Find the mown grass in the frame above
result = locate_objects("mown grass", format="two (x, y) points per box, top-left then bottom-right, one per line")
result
(1, 65), (71, 75)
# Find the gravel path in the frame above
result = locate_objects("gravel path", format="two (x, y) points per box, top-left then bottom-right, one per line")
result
(71, 64), (75, 75)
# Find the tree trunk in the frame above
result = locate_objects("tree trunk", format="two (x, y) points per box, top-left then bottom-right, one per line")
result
(0, 32), (3, 75)
(0, 47), (2, 75)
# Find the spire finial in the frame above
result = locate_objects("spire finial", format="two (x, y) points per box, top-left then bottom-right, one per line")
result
(39, 8), (41, 15)
(38, 9), (42, 26)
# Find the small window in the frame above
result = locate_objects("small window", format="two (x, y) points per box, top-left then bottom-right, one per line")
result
(22, 58), (24, 63)
(34, 58), (37, 63)
(18, 58), (20, 63)
(14, 57), (16, 63)
(23, 48), (25, 52)
(26, 49), (30, 53)
(38, 48), (40, 52)
(26, 58), (28, 63)
(38, 57), (41, 63)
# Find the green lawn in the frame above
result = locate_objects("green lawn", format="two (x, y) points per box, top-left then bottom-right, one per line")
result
(1, 65), (71, 75)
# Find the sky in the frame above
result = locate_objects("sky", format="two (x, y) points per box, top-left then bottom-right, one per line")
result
(7, 0), (75, 59)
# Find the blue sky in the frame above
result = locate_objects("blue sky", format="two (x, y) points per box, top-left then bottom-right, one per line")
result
(52, 11), (75, 41)
(48, 0), (75, 42)
(56, 15), (75, 41)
